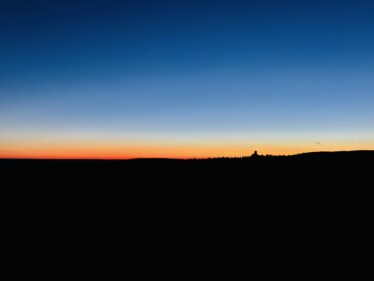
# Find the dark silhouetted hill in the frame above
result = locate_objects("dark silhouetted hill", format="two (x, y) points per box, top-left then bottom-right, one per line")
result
(2, 150), (371, 249)
(1, 150), (372, 183)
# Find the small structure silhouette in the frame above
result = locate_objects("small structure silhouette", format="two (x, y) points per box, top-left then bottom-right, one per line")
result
(251, 150), (259, 158)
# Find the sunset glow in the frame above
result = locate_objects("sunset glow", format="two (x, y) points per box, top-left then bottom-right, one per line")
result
(1, 136), (373, 159)
(1, 1), (373, 159)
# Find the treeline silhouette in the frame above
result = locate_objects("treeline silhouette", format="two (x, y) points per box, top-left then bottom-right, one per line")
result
(2, 150), (371, 235)
(2, 150), (373, 180)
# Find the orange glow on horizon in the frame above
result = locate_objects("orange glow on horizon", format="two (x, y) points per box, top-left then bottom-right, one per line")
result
(1, 140), (373, 159)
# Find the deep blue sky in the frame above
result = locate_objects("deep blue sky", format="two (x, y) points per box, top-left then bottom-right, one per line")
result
(1, 0), (374, 156)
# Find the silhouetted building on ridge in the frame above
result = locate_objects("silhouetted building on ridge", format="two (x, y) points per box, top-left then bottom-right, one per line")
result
(251, 150), (259, 158)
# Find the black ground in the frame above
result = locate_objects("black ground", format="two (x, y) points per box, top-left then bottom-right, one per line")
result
(2, 150), (371, 251)
(2, 150), (372, 184)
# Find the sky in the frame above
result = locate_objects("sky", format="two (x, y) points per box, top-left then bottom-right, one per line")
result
(1, 0), (373, 158)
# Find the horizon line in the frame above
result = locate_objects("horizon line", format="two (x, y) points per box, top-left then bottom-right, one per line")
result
(1, 150), (372, 161)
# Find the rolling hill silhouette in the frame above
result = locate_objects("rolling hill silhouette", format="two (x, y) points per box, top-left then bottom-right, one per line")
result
(3, 150), (371, 238)
(1, 150), (372, 179)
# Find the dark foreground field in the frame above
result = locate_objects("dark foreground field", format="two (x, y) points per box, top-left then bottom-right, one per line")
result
(2, 151), (372, 252)
(2, 150), (372, 223)
(1, 150), (373, 184)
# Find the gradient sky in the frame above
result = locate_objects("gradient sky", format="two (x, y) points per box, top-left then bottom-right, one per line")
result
(1, 0), (374, 158)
